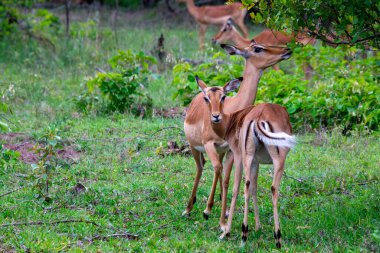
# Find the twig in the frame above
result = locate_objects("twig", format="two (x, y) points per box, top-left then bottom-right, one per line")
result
(1, 219), (98, 227)
(0, 186), (25, 198)
(150, 126), (182, 136)
(284, 174), (305, 183)
(89, 233), (138, 241)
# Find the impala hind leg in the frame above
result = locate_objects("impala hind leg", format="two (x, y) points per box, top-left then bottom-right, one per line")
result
(220, 151), (234, 229)
(271, 155), (286, 249)
(182, 146), (204, 216)
(251, 162), (261, 231)
(203, 143), (223, 219)
(241, 155), (254, 244)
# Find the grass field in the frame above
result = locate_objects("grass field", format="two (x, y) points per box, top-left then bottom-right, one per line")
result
(0, 6), (379, 252)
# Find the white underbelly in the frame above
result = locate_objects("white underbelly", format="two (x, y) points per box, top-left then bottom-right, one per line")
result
(203, 16), (230, 25)
(194, 141), (230, 153)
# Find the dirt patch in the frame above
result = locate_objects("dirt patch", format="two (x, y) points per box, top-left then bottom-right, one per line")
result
(154, 107), (185, 118)
(0, 133), (80, 164)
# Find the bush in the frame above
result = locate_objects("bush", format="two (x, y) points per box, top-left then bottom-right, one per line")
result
(76, 50), (156, 117)
(172, 46), (380, 132)
(172, 52), (244, 105)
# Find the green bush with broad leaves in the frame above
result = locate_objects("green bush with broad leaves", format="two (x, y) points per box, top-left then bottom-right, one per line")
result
(172, 52), (244, 105)
(172, 46), (380, 132)
(77, 50), (156, 117)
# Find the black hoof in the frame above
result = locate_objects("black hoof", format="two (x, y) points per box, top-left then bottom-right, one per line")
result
(203, 212), (209, 220)
(193, 196), (197, 204)
(226, 232), (230, 238)
(276, 242), (282, 249)
(242, 235), (247, 242)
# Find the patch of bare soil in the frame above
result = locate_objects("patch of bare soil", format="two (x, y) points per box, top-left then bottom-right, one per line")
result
(0, 133), (80, 164)
(154, 107), (185, 118)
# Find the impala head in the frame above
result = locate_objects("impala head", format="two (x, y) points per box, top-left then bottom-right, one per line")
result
(221, 40), (292, 69)
(212, 18), (235, 45)
(196, 76), (242, 124)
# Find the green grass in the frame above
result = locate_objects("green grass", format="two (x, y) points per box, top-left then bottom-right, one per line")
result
(0, 7), (379, 252)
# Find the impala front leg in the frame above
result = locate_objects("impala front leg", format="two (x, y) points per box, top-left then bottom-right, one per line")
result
(182, 146), (204, 216)
(220, 154), (243, 239)
(203, 142), (223, 219)
(198, 23), (207, 50)
(220, 151), (233, 229)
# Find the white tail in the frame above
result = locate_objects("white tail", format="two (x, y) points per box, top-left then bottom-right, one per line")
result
(254, 121), (296, 148)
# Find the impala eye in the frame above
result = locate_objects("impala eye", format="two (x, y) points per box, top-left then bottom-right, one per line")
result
(220, 95), (226, 102)
(223, 28), (227, 32)
(254, 47), (263, 53)
(203, 96), (210, 103)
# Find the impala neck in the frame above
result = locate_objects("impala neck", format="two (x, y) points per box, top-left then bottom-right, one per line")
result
(227, 62), (263, 112)
(232, 30), (250, 48)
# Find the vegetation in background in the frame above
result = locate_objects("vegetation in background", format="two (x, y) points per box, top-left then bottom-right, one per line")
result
(238, 0), (379, 48)
(77, 50), (155, 117)
(173, 45), (380, 132)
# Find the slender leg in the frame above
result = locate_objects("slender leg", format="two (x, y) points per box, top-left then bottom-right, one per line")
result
(182, 146), (204, 216)
(241, 154), (254, 244)
(218, 152), (225, 202)
(251, 162), (261, 231)
(271, 156), (285, 249)
(220, 154), (243, 239)
(198, 24), (207, 50)
(220, 151), (234, 229)
(235, 17), (249, 38)
(203, 142), (223, 219)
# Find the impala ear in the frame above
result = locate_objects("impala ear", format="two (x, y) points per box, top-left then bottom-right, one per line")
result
(195, 75), (208, 94)
(221, 44), (247, 57)
(223, 77), (242, 93)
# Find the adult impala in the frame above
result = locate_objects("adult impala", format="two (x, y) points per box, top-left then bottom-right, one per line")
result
(212, 19), (316, 78)
(182, 40), (292, 228)
(179, 0), (248, 49)
(195, 76), (295, 249)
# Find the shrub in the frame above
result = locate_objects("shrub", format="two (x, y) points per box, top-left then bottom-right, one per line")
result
(77, 50), (156, 117)
(172, 52), (244, 105)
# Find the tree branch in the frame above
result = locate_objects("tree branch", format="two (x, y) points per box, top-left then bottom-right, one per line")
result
(0, 186), (25, 198)
(1, 219), (99, 227)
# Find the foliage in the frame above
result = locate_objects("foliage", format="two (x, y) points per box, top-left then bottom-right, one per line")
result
(0, 144), (20, 170)
(0, 84), (15, 132)
(172, 52), (244, 105)
(172, 46), (380, 132)
(236, 0), (379, 48)
(30, 127), (64, 202)
(0, 1), (60, 45)
(77, 50), (156, 116)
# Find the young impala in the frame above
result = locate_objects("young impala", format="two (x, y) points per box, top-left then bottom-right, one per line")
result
(182, 41), (292, 230)
(212, 19), (316, 78)
(179, 0), (248, 49)
(195, 76), (295, 249)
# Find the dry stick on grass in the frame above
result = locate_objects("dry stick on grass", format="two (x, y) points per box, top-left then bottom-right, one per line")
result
(0, 219), (99, 227)
(89, 233), (138, 241)
(0, 186), (26, 198)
